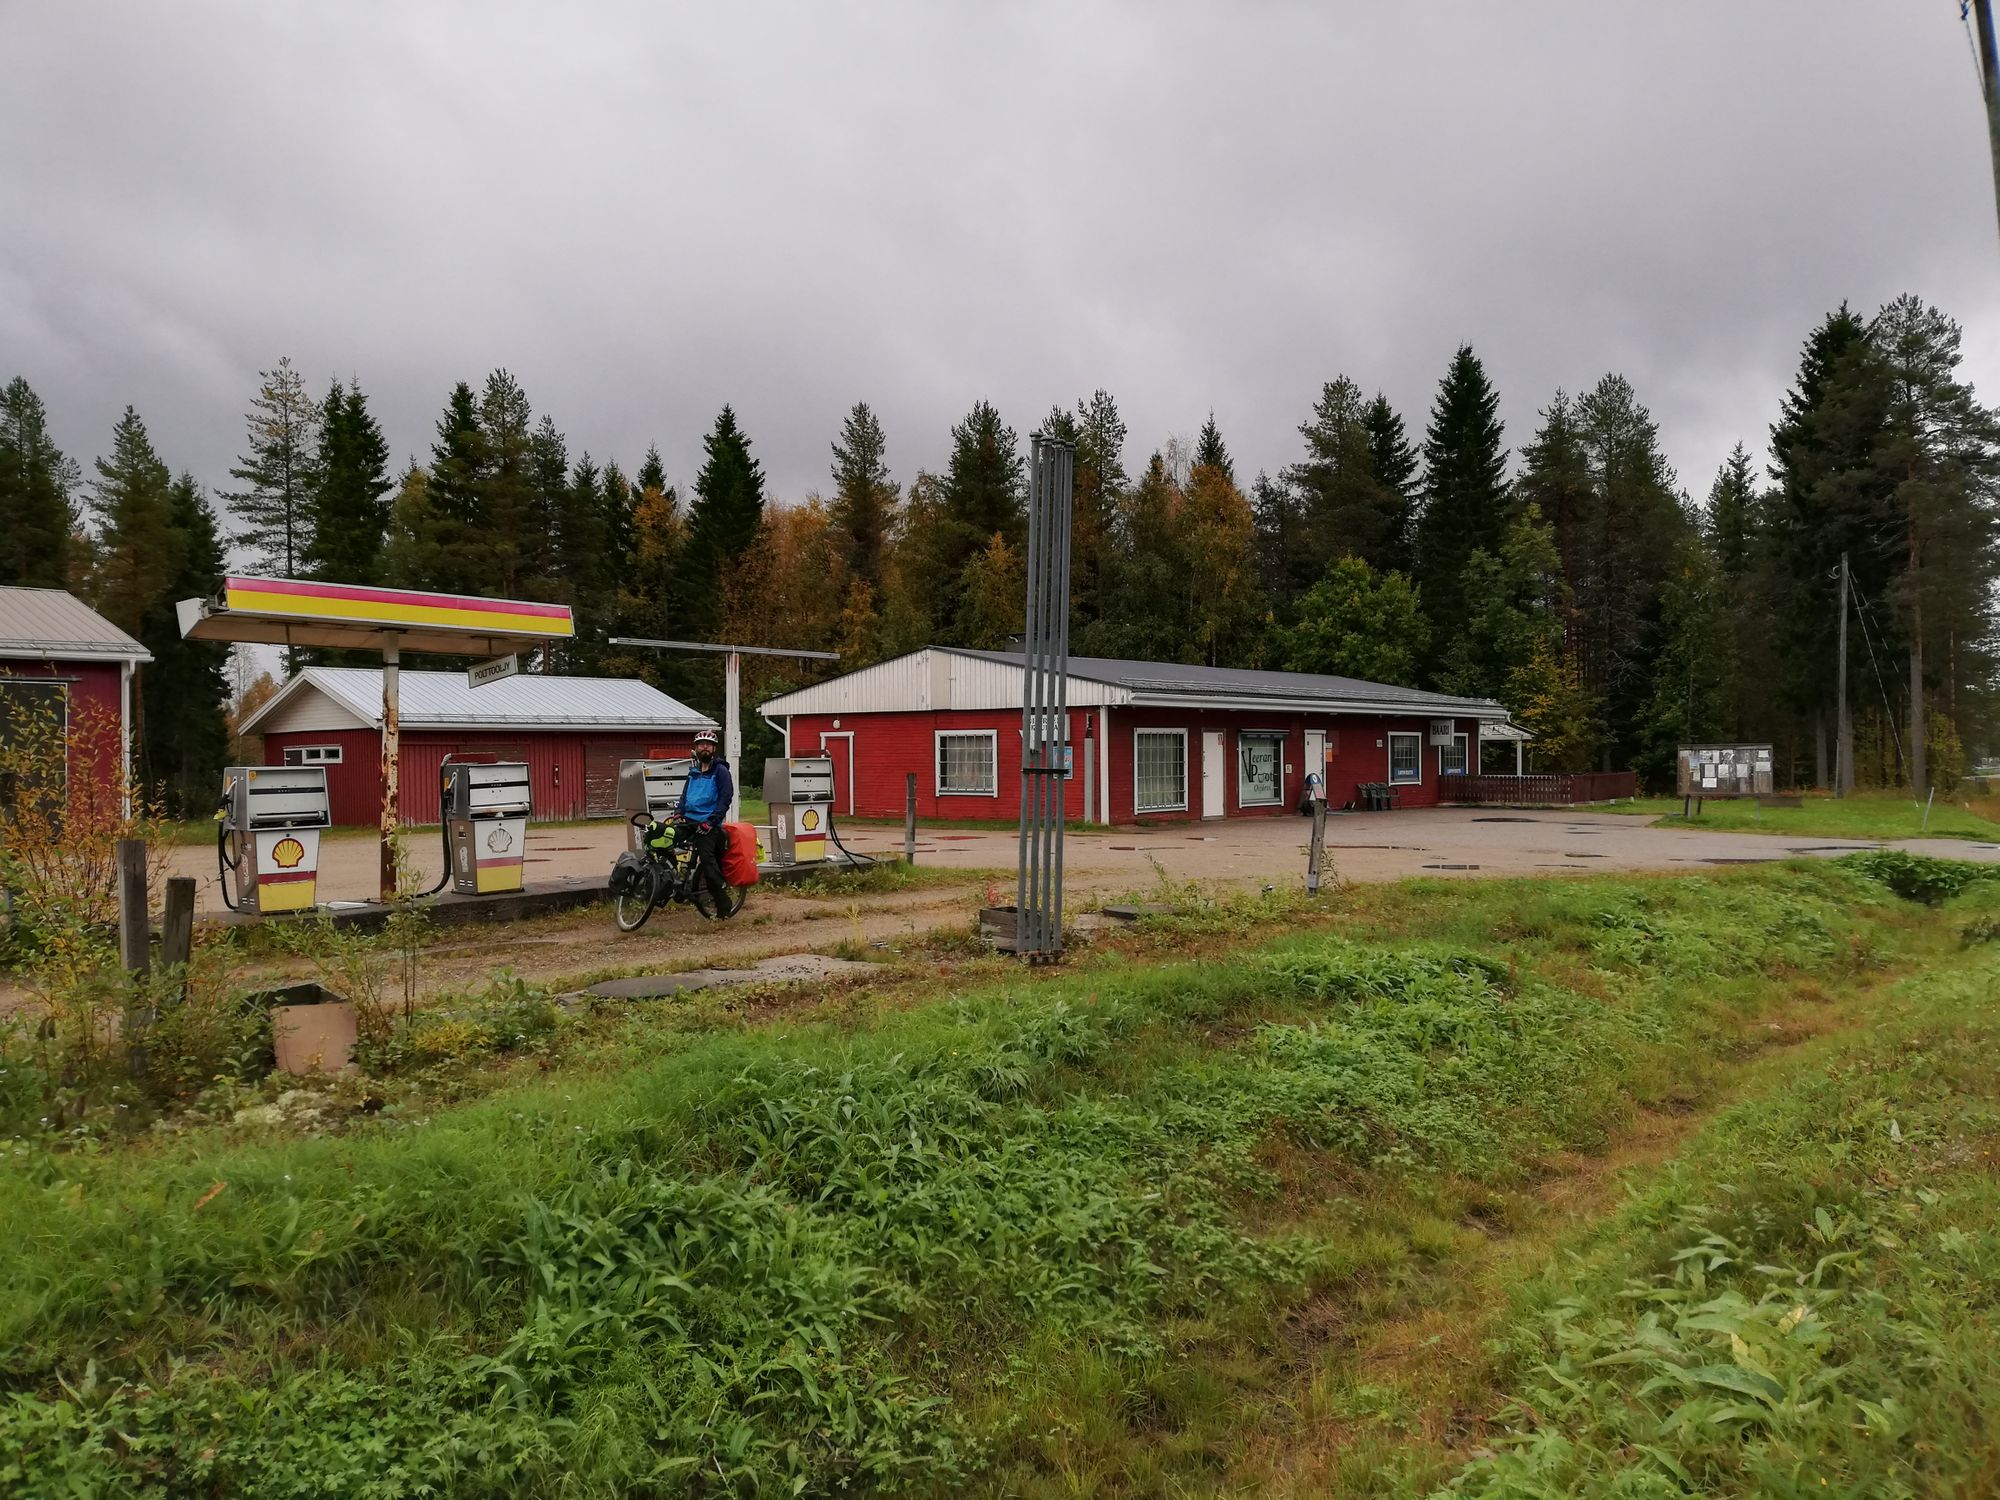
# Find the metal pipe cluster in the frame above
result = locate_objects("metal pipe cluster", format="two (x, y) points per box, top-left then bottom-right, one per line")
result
(1016, 432), (1075, 961)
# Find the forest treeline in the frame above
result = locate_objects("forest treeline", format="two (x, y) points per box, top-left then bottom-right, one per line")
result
(2, 291), (1995, 812)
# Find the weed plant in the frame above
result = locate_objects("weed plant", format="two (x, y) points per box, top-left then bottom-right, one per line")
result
(0, 861), (1963, 1497)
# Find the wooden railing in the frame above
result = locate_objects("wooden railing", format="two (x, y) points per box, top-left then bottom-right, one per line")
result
(1437, 772), (1637, 806)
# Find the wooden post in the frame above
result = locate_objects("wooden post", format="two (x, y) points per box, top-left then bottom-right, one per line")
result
(159, 877), (196, 1001)
(117, 837), (150, 976)
(380, 634), (401, 903)
(904, 773), (917, 865)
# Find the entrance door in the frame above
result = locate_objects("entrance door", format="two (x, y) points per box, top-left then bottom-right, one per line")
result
(1304, 729), (1326, 800)
(819, 732), (855, 817)
(1201, 730), (1226, 818)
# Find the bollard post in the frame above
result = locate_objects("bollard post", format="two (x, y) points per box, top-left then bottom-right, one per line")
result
(1305, 775), (1328, 894)
(904, 773), (917, 865)
(117, 838), (150, 976)
(159, 876), (197, 1002)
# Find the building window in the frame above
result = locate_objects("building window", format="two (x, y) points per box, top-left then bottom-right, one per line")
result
(1134, 729), (1188, 813)
(1437, 733), (1469, 777)
(936, 730), (997, 795)
(283, 745), (344, 766)
(1237, 731), (1284, 806)
(1387, 732), (1422, 784)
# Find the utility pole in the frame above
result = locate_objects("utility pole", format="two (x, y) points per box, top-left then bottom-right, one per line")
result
(1836, 552), (1853, 798)
(1975, 0), (2000, 243)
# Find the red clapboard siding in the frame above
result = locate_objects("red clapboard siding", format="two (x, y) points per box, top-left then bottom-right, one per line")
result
(785, 709), (1486, 823)
(0, 659), (126, 812)
(259, 727), (710, 825)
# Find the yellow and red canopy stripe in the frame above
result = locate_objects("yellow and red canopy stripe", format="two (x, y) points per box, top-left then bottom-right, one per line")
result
(222, 577), (573, 640)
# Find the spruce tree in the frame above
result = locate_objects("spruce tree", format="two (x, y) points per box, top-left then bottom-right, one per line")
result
(555, 453), (608, 668)
(1705, 442), (1756, 581)
(684, 408), (768, 592)
(1285, 377), (1404, 576)
(142, 475), (230, 813)
(1414, 346), (1509, 649)
(224, 357), (321, 577)
(476, 370), (537, 595)
(1250, 470), (1307, 609)
(1362, 393), (1418, 575)
(304, 380), (393, 585)
(527, 415), (569, 601)
(1193, 412), (1233, 481)
(1069, 390), (1127, 630)
(1571, 373), (1693, 766)
(416, 381), (487, 593)
(935, 399), (1024, 587)
(0, 377), (79, 589)
(830, 402), (898, 590)
(89, 407), (177, 637)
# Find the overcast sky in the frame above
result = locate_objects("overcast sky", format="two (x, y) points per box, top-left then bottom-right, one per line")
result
(5, 2), (1999, 545)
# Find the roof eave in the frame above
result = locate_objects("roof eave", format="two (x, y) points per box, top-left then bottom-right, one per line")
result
(1122, 691), (1508, 718)
(0, 644), (153, 663)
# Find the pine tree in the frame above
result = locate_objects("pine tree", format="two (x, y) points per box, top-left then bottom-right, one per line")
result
(88, 407), (176, 638)
(1414, 346), (1509, 649)
(1194, 412), (1234, 481)
(1362, 394), (1418, 575)
(1251, 469), (1308, 607)
(142, 474), (229, 813)
(682, 406), (767, 638)
(0, 377), (79, 589)
(830, 402), (898, 590)
(224, 357), (321, 577)
(303, 379), (393, 584)
(935, 400), (1024, 590)
(1863, 294), (2000, 790)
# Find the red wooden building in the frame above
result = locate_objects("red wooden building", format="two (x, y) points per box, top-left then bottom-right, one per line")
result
(241, 667), (717, 825)
(0, 586), (149, 811)
(760, 647), (1512, 823)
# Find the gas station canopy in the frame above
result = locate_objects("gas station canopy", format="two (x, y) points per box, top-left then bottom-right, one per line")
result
(177, 577), (574, 656)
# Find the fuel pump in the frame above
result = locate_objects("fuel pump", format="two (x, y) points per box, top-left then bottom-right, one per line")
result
(763, 754), (836, 866)
(441, 761), (532, 894)
(216, 765), (331, 914)
(616, 758), (689, 852)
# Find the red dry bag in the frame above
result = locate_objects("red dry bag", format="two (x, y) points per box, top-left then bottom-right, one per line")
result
(721, 822), (761, 886)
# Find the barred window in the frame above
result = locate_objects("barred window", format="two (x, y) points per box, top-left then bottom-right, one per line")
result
(1135, 730), (1187, 813)
(1388, 732), (1422, 784)
(1237, 732), (1284, 806)
(1437, 733), (1468, 777)
(936, 731), (996, 795)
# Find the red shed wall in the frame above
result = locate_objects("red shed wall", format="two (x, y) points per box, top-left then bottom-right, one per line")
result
(784, 709), (1485, 823)
(1, 659), (126, 811)
(260, 728), (706, 825)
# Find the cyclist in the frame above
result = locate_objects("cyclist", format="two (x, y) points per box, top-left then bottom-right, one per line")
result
(674, 728), (734, 909)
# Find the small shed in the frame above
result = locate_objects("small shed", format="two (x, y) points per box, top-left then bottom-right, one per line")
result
(0, 586), (151, 810)
(761, 647), (1510, 823)
(241, 667), (716, 825)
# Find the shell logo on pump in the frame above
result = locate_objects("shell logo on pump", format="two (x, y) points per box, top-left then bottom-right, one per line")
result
(800, 808), (822, 833)
(271, 837), (305, 869)
(486, 825), (514, 853)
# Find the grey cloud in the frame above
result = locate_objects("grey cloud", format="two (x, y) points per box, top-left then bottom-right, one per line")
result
(3, 1), (1997, 537)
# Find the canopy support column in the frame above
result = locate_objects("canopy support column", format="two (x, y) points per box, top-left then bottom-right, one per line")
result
(380, 634), (401, 903)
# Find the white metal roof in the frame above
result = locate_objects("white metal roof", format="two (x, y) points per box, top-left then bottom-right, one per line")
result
(242, 667), (717, 735)
(759, 646), (1509, 721)
(0, 586), (152, 662)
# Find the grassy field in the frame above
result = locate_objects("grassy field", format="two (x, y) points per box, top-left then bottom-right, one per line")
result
(1601, 790), (2000, 842)
(4, 853), (1999, 1496)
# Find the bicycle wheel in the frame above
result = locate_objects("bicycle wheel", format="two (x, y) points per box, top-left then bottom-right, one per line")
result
(613, 862), (662, 932)
(691, 879), (746, 921)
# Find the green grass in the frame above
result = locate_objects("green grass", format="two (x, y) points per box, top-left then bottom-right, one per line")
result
(1599, 790), (2000, 842)
(772, 860), (1011, 898)
(1, 858), (1994, 1496)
